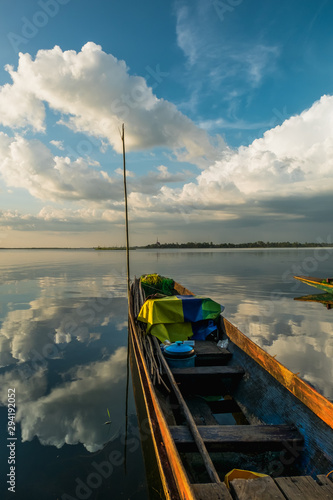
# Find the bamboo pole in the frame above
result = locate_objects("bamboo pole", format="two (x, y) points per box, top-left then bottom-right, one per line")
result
(151, 335), (221, 484)
(122, 123), (130, 473)
(121, 123), (130, 294)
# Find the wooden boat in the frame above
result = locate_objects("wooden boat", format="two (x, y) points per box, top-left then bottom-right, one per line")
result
(294, 275), (333, 294)
(128, 276), (333, 500)
(294, 292), (333, 309)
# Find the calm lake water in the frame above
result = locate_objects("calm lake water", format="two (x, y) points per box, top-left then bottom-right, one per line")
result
(0, 248), (333, 499)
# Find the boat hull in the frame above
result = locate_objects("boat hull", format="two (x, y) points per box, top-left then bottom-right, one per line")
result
(294, 275), (333, 294)
(128, 305), (196, 500)
(129, 278), (333, 498)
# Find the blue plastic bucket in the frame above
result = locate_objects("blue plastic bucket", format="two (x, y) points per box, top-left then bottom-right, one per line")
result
(163, 341), (196, 368)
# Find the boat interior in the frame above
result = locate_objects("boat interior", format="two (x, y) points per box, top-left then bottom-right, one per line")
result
(130, 277), (333, 499)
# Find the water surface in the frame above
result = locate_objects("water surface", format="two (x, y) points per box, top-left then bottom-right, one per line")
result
(1, 248), (332, 499)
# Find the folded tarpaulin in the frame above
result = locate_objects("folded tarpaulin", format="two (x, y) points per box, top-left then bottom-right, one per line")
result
(137, 295), (223, 343)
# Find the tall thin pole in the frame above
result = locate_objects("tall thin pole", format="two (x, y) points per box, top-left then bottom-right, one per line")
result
(121, 123), (130, 293)
(122, 123), (130, 474)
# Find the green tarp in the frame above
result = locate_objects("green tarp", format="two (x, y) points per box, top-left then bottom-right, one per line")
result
(137, 295), (222, 343)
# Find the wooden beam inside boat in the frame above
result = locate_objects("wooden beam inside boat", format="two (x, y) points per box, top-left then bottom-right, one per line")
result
(170, 365), (245, 395)
(170, 424), (303, 453)
(171, 365), (245, 378)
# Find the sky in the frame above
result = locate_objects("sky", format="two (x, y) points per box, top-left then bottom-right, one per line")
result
(0, 0), (333, 247)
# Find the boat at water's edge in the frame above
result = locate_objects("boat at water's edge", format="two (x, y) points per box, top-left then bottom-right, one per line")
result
(294, 275), (333, 294)
(128, 276), (333, 499)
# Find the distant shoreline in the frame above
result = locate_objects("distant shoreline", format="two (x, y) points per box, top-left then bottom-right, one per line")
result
(1, 241), (332, 250)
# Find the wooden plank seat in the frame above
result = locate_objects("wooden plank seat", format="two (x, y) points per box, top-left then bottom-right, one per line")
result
(170, 365), (245, 395)
(169, 424), (304, 453)
(171, 365), (245, 378)
(194, 341), (232, 366)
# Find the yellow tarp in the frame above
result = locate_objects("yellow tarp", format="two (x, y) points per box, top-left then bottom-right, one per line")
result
(224, 469), (268, 488)
(137, 295), (221, 343)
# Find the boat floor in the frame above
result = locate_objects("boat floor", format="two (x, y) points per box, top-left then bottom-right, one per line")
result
(157, 340), (333, 499)
(192, 474), (333, 499)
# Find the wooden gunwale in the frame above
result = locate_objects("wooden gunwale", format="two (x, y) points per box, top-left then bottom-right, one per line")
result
(222, 317), (333, 430)
(128, 297), (196, 500)
(294, 275), (333, 293)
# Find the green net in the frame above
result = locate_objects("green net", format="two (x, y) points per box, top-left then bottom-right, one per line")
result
(140, 274), (175, 296)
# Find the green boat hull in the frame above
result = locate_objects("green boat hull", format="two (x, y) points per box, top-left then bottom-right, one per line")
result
(294, 275), (333, 294)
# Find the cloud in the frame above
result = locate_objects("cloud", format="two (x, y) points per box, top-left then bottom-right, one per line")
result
(175, 0), (280, 117)
(176, 5), (200, 66)
(0, 42), (219, 164)
(0, 292), (116, 367)
(50, 140), (64, 150)
(18, 347), (127, 451)
(128, 95), (333, 227)
(175, 1), (279, 84)
(128, 165), (192, 194)
(0, 133), (120, 202)
(0, 348), (128, 452)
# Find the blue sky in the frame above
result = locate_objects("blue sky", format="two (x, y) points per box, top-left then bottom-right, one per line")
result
(0, 0), (333, 246)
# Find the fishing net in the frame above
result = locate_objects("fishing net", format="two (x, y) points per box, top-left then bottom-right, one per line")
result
(140, 274), (174, 296)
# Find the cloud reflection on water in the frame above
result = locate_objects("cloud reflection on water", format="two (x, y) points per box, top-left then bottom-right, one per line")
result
(0, 259), (130, 454)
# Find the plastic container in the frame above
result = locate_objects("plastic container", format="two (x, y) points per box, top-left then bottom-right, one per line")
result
(163, 341), (196, 369)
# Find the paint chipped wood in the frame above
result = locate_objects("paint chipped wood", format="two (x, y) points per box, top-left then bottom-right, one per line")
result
(230, 476), (286, 499)
(275, 475), (333, 499)
(192, 483), (233, 500)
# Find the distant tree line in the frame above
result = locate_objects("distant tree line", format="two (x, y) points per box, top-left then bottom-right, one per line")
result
(143, 241), (332, 249)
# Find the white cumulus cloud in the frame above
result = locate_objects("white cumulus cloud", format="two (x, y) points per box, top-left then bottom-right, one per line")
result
(147, 95), (333, 214)
(0, 133), (119, 202)
(0, 42), (219, 163)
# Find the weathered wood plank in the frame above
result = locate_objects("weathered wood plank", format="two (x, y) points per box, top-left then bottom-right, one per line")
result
(171, 366), (245, 377)
(230, 476), (286, 500)
(194, 341), (232, 366)
(171, 365), (244, 395)
(275, 475), (333, 499)
(316, 475), (333, 495)
(170, 424), (303, 452)
(186, 396), (219, 425)
(192, 483), (233, 500)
